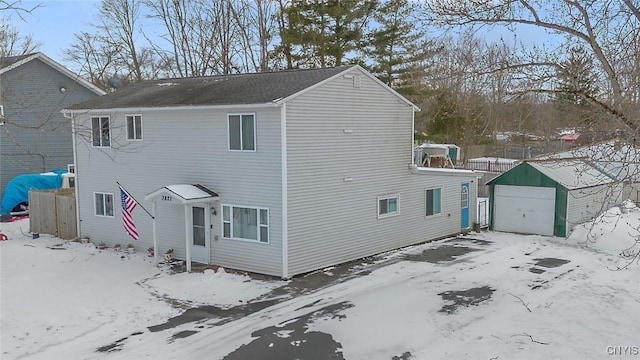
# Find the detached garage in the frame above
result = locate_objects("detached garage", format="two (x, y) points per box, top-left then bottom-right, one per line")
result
(487, 160), (622, 237)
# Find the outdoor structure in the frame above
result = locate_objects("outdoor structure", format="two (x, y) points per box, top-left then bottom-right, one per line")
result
(413, 143), (460, 168)
(487, 141), (640, 237)
(0, 52), (105, 206)
(64, 65), (479, 278)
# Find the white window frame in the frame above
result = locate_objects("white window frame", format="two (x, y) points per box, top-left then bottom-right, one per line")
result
(94, 192), (114, 217)
(425, 187), (442, 217)
(377, 194), (400, 219)
(125, 114), (143, 141)
(91, 116), (111, 147)
(221, 204), (269, 243)
(227, 113), (256, 152)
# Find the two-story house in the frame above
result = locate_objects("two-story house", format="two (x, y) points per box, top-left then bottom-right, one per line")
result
(65, 65), (479, 278)
(0, 52), (105, 205)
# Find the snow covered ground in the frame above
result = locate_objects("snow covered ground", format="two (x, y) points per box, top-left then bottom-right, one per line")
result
(2, 202), (640, 360)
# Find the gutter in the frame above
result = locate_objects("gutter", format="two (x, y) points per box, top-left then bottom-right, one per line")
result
(411, 165), (481, 178)
(63, 102), (282, 115)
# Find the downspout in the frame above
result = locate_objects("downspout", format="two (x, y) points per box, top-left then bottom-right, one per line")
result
(64, 111), (81, 239)
(411, 107), (416, 167)
(281, 102), (288, 279)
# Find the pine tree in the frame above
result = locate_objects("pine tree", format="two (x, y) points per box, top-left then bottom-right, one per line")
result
(278, 0), (377, 68)
(363, 0), (433, 88)
(426, 88), (466, 143)
(553, 46), (600, 126)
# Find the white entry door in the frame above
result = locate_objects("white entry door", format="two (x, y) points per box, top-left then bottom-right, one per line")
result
(494, 185), (556, 236)
(191, 205), (210, 264)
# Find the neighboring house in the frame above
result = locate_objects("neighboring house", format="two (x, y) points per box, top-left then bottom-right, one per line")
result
(65, 65), (479, 278)
(487, 141), (640, 237)
(0, 52), (105, 207)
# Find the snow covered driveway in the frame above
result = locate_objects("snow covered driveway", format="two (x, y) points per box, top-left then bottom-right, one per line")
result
(2, 204), (640, 359)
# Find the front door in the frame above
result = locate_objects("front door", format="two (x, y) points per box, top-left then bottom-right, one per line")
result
(461, 183), (470, 229)
(191, 205), (210, 264)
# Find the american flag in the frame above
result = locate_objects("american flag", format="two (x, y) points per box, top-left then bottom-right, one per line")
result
(119, 186), (139, 240)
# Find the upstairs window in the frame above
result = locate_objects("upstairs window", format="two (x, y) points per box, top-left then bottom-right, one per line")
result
(228, 114), (255, 151)
(126, 114), (142, 140)
(91, 116), (111, 147)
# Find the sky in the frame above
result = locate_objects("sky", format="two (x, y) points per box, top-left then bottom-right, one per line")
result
(8, 0), (556, 75)
(11, 0), (100, 67)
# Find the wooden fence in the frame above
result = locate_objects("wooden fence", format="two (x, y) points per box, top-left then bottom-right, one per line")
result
(29, 188), (77, 240)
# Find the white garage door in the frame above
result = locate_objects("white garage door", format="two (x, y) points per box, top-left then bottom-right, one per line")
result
(494, 185), (556, 236)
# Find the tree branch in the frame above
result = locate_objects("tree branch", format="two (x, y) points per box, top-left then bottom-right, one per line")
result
(511, 332), (549, 345)
(508, 293), (532, 312)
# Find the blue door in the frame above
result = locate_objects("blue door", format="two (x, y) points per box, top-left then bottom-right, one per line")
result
(461, 183), (470, 229)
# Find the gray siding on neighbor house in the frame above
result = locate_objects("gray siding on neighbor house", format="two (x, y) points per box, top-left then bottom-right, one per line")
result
(74, 106), (283, 276)
(0, 58), (99, 199)
(566, 184), (623, 231)
(285, 68), (477, 276)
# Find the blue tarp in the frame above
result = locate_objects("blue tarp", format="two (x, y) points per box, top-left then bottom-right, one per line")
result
(1, 169), (67, 214)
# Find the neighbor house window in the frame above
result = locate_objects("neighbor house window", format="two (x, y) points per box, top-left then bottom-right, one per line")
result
(94, 192), (114, 217)
(222, 205), (268, 243)
(91, 116), (111, 147)
(228, 114), (255, 151)
(377, 194), (399, 218)
(126, 114), (142, 140)
(426, 188), (441, 216)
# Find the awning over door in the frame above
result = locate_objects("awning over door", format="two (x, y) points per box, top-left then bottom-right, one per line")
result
(145, 184), (219, 204)
(144, 184), (219, 272)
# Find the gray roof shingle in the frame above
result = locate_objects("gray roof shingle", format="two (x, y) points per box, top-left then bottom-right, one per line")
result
(0, 53), (36, 69)
(68, 65), (353, 110)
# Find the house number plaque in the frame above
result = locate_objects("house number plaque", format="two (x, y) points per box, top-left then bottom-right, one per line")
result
(161, 195), (172, 202)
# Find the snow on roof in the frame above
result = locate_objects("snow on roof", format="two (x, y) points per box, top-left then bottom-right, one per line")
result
(467, 157), (519, 164)
(533, 141), (640, 184)
(145, 184), (219, 203)
(527, 160), (617, 190)
(165, 184), (217, 200)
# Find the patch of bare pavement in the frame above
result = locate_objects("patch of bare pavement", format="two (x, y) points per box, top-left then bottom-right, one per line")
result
(95, 236), (490, 355)
(438, 286), (496, 314)
(222, 302), (353, 360)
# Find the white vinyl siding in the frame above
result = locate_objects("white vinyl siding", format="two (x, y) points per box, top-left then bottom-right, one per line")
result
(566, 183), (623, 230)
(75, 106), (282, 277)
(425, 188), (441, 216)
(228, 113), (256, 151)
(285, 67), (479, 276)
(377, 194), (399, 218)
(91, 116), (111, 147)
(222, 204), (269, 243)
(126, 114), (142, 140)
(94, 192), (114, 217)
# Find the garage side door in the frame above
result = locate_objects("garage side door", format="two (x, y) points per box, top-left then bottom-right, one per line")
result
(494, 185), (556, 236)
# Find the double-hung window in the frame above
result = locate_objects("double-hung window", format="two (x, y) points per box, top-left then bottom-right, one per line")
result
(94, 192), (114, 217)
(126, 114), (142, 140)
(425, 188), (442, 216)
(222, 205), (268, 243)
(228, 114), (255, 151)
(91, 116), (111, 147)
(378, 194), (399, 218)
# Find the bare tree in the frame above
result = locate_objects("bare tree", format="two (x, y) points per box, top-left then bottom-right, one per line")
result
(65, 31), (119, 90)
(230, 0), (277, 72)
(0, 16), (38, 56)
(421, 0), (640, 135)
(97, 0), (145, 81)
(0, 0), (40, 18)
